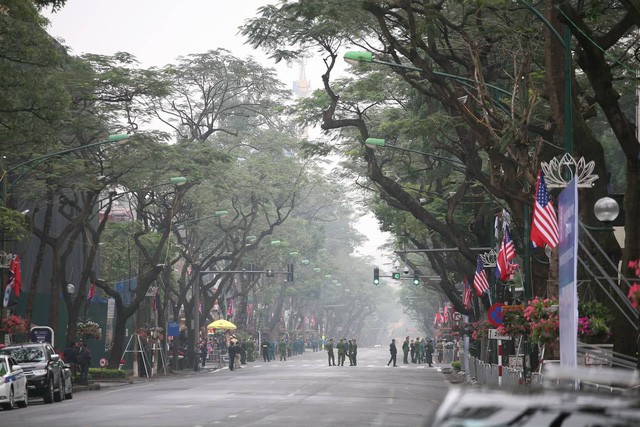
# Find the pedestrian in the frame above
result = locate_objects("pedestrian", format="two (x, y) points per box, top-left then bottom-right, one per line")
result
(326, 338), (336, 366)
(402, 336), (410, 364)
(77, 341), (92, 385)
(425, 338), (434, 367)
(387, 338), (397, 367)
(234, 341), (241, 369)
(200, 339), (208, 368)
(240, 340), (247, 365)
(279, 338), (287, 361)
(228, 340), (236, 371)
(63, 341), (79, 377)
(261, 338), (270, 362)
(337, 338), (346, 366)
(415, 337), (421, 364)
(410, 339), (416, 364)
(351, 339), (358, 366)
(419, 338), (426, 364)
(347, 339), (353, 366)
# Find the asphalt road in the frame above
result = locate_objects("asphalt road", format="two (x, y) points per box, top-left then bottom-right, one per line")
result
(0, 347), (452, 427)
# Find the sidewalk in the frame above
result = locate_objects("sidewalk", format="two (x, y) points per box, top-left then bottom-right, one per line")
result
(74, 364), (225, 393)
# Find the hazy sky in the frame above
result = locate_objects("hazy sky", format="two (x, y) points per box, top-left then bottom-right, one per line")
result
(45, 0), (392, 268)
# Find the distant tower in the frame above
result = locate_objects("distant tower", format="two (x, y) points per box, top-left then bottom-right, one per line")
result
(292, 60), (310, 138)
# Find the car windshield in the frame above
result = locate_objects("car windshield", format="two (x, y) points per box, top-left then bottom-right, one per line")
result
(0, 359), (6, 375)
(0, 347), (45, 363)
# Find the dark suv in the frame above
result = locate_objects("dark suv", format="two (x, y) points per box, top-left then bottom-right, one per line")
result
(0, 342), (68, 403)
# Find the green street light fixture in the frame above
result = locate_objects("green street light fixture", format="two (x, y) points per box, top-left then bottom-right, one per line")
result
(365, 138), (465, 171)
(169, 176), (187, 186)
(270, 240), (281, 245)
(2, 133), (131, 194)
(289, 251), (299, 257)
(301, 259), (310, 265)
(314, 267), (321, 272)
(344, 51), (513, 101)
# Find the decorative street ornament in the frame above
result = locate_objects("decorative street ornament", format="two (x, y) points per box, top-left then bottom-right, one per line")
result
(480, 249), (498, 267)
(541, 153), (599, 188)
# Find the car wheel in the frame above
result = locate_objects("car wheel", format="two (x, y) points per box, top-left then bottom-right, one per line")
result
(43, 377), (54, 404)
(1, 387), (14, 410)
(16, 385), (28, 408)
(54, 377), (64, 402)
(65, 377), (73, 400)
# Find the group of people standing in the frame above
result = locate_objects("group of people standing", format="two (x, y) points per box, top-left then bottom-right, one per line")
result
(63, 341), (92, 385)
(326, 338), (358, 366)
(388, 336), (434, 367)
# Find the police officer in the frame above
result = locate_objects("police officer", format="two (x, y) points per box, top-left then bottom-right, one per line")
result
(327, 338), (336, 366)
(279, 338), (287, 361)
(261, 338), (270, 362)
(337, 338), (346, 366)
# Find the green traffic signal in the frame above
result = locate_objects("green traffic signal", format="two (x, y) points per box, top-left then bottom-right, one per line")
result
(373, 267), (380, 285)
(392, 272), (401, 280)
(413, 275), (420, 285)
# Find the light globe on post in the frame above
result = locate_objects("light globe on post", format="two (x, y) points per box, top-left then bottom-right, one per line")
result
(594, 197), (619, 224)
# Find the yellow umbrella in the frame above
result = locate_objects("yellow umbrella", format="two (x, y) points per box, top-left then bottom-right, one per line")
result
(207, 319), (237, 330)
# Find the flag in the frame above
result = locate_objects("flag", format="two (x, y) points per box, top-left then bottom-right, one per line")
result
(443, 305), (450, 322)
(531, 171), (559, 249)
(9, 256), (21, 297)
(152, 288), (159, 312)
(496, 224), (518, 281)
(87, 281), (96, 301)
(473, 255), (489, 296)
(463, 276), (472, 309)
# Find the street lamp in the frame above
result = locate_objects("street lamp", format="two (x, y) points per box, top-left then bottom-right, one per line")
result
(364, 138), (466, 172)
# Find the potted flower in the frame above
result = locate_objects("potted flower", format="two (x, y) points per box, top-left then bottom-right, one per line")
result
(578, 300), (613, 342)
(470, 320), (491, 341)
(524, 296), (559, 346)
(497, 306), (529, 338)
(0, 314), (29, 340)
(627, 259), (640, 309)
(77, 320), (101, 341)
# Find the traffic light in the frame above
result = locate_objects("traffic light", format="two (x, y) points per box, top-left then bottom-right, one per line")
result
(266, 269), (274, 277)
(392, 272), (401, 280)
(286, 263), (294, 282)
(373, 267), (380, 285)
(413, 274), (420, 286)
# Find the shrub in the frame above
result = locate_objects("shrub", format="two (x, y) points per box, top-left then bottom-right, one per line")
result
(88, 368), (128, 380)
(451, 360), (461, 371)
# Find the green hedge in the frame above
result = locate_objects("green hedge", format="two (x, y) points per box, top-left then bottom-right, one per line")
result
(87, 368), (129, 380)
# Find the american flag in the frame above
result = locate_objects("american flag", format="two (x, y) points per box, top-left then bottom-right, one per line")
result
(531, 171), (559, 249)
(443, 305), (450, 322)
(473, 255), (489, 296)
(463, 276), (472, 309)
(496, 224), (517, 281)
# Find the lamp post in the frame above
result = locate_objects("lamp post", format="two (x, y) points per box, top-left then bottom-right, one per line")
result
(2, 134), (130, 196)
(364, 138), (466, 172)
(192, 209), (228, 371)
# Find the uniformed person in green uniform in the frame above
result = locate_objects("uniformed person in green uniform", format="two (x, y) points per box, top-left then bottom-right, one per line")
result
(327, 338), (336, 366)
(279, 338), (287, 361)
(337, 338), (346, 366)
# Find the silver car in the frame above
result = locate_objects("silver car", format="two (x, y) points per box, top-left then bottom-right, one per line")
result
(0, 354), (28, 410)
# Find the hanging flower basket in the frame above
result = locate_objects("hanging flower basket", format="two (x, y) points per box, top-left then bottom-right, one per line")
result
(0, 315), (29, 335)
(627, 259), (640, 309)
(77, 320), (101, 341)
(524, 297), (559, 345)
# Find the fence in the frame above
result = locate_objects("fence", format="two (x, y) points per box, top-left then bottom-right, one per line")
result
(463, 351), (638, 394)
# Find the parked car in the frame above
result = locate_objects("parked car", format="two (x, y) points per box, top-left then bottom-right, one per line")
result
(0, 354), (28, 410)
(426, 365), (640, 426)
(0, 342), (68, 403)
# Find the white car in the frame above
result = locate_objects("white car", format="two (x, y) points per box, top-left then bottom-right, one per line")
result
(0, 354), (28, 410)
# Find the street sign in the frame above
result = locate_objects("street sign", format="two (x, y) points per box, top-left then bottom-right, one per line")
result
(99, 358), (108, 368)
(487, 303), (505, 327)
(488, 328), (511, 340)
(452, 312), (462, 322)
(2, 285), (11, 307)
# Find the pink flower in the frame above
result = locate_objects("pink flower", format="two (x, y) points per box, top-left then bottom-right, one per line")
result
(628, 283), (640, 309)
